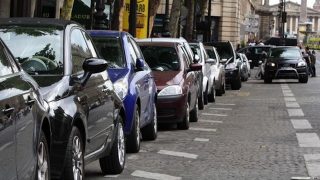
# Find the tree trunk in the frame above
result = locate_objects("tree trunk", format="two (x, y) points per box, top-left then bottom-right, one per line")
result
(60, 0), (75, 20)
(185, 0), (194, 41)
(148, 0), (161, 37)
(199, 0), (208, 21)
(169, 0), (182, 38)
(111, 0), (125, 30)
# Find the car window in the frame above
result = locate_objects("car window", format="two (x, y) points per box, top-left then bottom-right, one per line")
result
(0, 45), (13, 76)
(82, 32), (97, 58)
(181, 46), (192, 65)
(206, 48), (217, 60)
(127, 37), (138, 66)
(92, 36), (126, 68)
(270, 48), (301, 59)
(71, 28), (93, 74)
(0, 25), (64, 75)
(190, 45), (202, 63)
(140, 45), (180, 71)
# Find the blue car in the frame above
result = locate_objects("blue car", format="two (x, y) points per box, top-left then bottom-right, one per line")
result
(88, 30), (157, 153)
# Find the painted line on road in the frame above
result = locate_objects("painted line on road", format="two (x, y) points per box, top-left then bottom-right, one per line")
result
(202, 113), (227, 117)
(189, 127), (217, 132)
(127, 154), (139, 160)
(131, 170), (181, 180)
(304, 154), (320, 178)
(209, 107), (232, 110)
(284, 97), (297, 102)
(158, 150), (198, 159)
(291, 177), (312, 180)
(194, 138), (210, 142)
(291, 119), (312, 129)
(283, 92), (294, 97)
(287, 109), (305, 117)
(296, 133), (320, 147)
(199, 119), (223, 123)
(215, 103), (235, 106)
(286, 102), (300, 108)
(282, 89), (292, 93)
(104, 175), (119, 178)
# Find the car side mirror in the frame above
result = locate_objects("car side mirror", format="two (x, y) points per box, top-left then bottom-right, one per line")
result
(135, 58), (145, 71)
(189, 63), (202, 71)
(248, 60), (252, 63)
(205, 58), (217, 64)
(194, 54), (200, 63)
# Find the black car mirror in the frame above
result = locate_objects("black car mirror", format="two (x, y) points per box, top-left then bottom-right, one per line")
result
(135, 58), (145, 71)
(189, 63), (202, 71)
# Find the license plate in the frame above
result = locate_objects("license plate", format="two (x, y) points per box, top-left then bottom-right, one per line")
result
(281, 67), (293, 70)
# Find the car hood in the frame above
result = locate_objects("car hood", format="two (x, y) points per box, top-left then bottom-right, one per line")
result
(268, 58), (300, 64)
(152, 71), (183, 90)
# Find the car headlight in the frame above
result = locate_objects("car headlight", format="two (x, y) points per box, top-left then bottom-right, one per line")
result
(158, 85), (182, 96)
(267, 62), (275, 67)
(225, 63), (236, 70)
(113, 78), (128, 99)
(297, 61), (306, 67)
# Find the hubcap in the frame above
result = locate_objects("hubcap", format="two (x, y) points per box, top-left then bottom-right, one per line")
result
(153, 104), (157, 133)
(117, 123), (125, 167)
(135, 110), (140, 146)
(37, 142), (48, 180)
(72, 136), (83, 180)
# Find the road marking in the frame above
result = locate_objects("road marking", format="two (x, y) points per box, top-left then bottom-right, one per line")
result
(199, 119), (223, 123)
(283, 92), (294, 97)
(131, 170), (181, 180)
(282, 89), (292, 93)
(291, 119), (312, 129)
(194, 138), (210, 142)
(189, 127), (217, 132)
(287, 109), (304, 117)
(296, 133), (320, 147)
(284, 97), (297, 102)
(215, 103), (235, 106)
(104, 175), (119, 178)
(291, 177), (312, 180)
(209, 107), (232, 110)
(202, 113), (227, 117)
(127, 154), (139, 160)
(304, 154), (320, 178)
(286, 102), (300, 108)
(158, 150), (198, 159)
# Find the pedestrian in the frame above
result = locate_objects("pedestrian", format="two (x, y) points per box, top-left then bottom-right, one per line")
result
(305, 47), (313, 76)
(310, 50), (316, 77)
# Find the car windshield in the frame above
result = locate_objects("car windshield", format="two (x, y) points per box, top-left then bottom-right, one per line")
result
(140, 46), (180, 71)
(190, 45), (202, 62)
(0, 25), (63, 75)
(91, 36), (125, 68)
(270, 48), (301, 59)
(212, 43), (233, 61)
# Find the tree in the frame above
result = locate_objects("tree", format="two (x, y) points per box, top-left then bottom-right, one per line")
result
(148, 0), (161, 37)
(60, 0), (75, 20)
(199, 0), (208, 21)
(169, 0), (183, 37)
(185, 0), (195, 41)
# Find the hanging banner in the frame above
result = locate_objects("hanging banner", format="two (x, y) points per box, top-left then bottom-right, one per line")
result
(123, 0), (149, 38)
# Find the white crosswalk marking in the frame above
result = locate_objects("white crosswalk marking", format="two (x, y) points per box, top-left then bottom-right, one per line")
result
(287, 109), (304, 117)
(304, 154), (320, 178)
(189, 127), (217, 132)
(291, 119), (312, 129)
(131, 170), (181, 180)
(194, 138), (210, 142)
(284, 97), (297, 102)
(286, 102), (300, 108)
(296, 133), (320, 147)
(202, 113), (227, 116)
(199, 119), (223, 123)
(158, 150), (198, 159)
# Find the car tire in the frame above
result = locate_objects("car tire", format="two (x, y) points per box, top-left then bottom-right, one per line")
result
(99, 117), (126, 175)
(264, 73), (272, 83)
(141, 103), (157, 141)
(190, 98), (198, 122)
(37, 130), (50, 180)
(126, 105), (140, 153)
(231, 76), (241, 90)
(203, 85), (208, 105)
(209, 84), (216, 101)
(63, 126), (84, 180)
(198, 92), (204, 110)
(177, 101), (190, 130)
(299, 75), (308, 83)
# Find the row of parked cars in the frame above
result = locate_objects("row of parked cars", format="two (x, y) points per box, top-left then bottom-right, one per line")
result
(0, 18), (250, 180)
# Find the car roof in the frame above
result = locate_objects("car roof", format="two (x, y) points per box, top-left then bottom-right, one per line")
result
(0, 17), (77, 28)
(136, 37), (187, 43)
(87, 30), (123, 38)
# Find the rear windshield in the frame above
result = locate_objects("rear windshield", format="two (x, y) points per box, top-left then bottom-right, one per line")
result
(270, 48), (301, 59)
(140, 46), (180, 71)
(91, 37), (125, 68)
(211, 43), (234, 62)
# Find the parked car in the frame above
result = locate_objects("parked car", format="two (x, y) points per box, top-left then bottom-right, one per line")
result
(0, 18), (126, 179)
(0, 38), (51, 180)
(237, 53), (250, 81)
(238, 45), (273, 68)
(204, 46), (226, 96)
(264, 46), (308, 83)
(204, 41), (241, 90)
(137, 38), (202, 128)
(189, 42), (216, 103)
(88, 30), (158, 153)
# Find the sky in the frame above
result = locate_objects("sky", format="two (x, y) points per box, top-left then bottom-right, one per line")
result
(269, 0), (316, 8)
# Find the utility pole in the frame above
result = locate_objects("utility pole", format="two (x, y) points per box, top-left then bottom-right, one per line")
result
(129, 0), (137, 37)
(163, 0), (170, 35)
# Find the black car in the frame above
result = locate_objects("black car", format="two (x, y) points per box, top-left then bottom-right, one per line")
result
(0, 38), (50, 179)
(238, 45), (273, 68)
(204, 41), (241, 90)
(0, 18), (126, 179)
(264, 46), (308, 83)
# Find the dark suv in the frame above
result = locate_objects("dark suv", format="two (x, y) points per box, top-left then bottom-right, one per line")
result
(238, 45), (273, 68)
(204, 41), (241, 90)
(264, 46), (308, 83)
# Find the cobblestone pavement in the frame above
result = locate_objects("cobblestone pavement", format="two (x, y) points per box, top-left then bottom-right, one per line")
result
(85, 54), (320, 180)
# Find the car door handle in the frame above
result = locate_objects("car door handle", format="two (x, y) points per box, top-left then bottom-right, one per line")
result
(2, 106), (14, 116)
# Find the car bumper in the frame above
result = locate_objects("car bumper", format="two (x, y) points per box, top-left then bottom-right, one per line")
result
(266, 67), (308, 79)
(225, 68), (239, 84)
(156, 94), (187, 123)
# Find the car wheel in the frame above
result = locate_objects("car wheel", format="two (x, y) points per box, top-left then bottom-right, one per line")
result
(264, 73), (272, 83)
(177, 101), (190, 130)
(63, 127), (84, 180)
(299, 75), (308, 83)
(198, 91), (204, 110)
(231, 76), (241, 90)
(141, 103), (157, 141)
(203, 85), (208, 105)
(190, 98), (198, 122)
(37, 130), (50, 180)
(126, 105), (140, 153)
(99, 116), (125, 174)
(209, 84), (217, 101)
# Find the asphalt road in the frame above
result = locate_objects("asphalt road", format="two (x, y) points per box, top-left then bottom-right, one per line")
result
(85, 53), (320, 180)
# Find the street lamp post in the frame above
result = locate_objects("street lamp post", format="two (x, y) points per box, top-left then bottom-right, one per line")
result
(94, 0), (108, 29)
